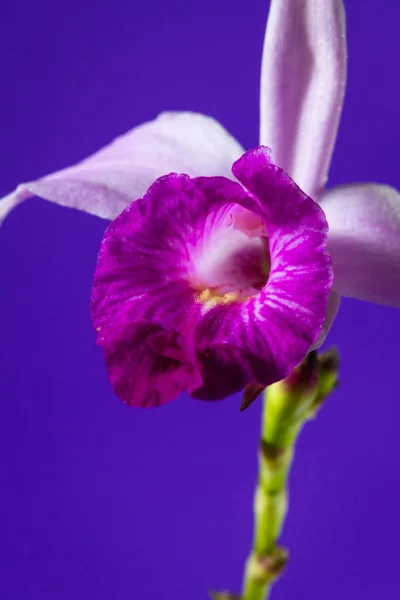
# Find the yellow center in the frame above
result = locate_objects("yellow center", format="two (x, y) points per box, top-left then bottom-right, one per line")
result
(196, 288), (249, 308)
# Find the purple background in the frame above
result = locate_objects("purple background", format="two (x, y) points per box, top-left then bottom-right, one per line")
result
(1, 1), (399, 598)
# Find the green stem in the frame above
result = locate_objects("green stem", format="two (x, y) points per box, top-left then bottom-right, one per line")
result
(241, 384), (312, 600)
(212, 351), (338, 600)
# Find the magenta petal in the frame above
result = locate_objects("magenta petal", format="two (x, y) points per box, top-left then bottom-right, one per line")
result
(91, 173), (246, 339)
(0, 112), (243, 226)
(92, 147), (333, 404)
(103, 322), (201, 408)
(222, 147), (333, 383)
(192, 147), (332, 395)
(321, 184), (400, 307)
(91, 172), (252, 403)
(191, 345), (253, 401)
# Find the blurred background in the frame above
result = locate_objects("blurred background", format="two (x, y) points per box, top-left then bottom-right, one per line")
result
(0, 1), (399, 598)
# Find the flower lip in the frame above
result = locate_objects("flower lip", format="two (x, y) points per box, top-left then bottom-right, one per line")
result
(91, 146), (333, 407)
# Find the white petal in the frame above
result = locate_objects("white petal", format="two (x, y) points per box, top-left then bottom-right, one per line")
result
(310, 291), (341, 350)
(0, 112), (244, 225)
(321, 184), (400, 307)
(260, 0), (347, 200)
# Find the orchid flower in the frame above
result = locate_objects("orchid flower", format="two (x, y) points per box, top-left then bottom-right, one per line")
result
(2, 0), (400, 407)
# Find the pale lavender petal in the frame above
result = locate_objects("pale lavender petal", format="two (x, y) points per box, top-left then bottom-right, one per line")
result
(0, 189), (31, 226)
(260, 0), (347, 199)
(310, 291), (341, 350)
(0, 112), (243, 225)
(321, 184), (400, 307)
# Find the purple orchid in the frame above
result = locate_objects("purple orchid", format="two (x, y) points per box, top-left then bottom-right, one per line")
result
(1, 0), (400, 407)
(91, 148), (332, 405)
